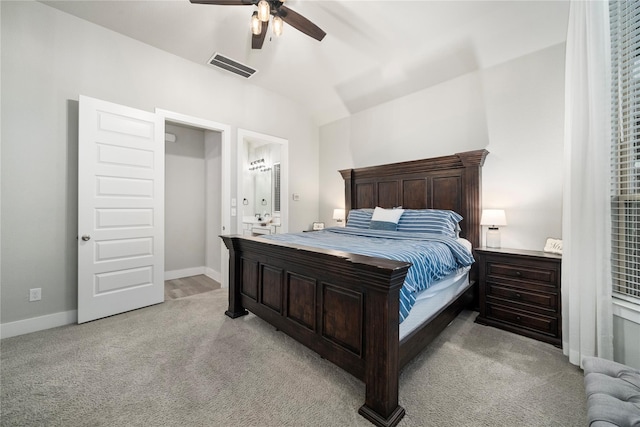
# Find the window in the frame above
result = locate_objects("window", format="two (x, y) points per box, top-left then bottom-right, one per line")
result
(610, 1), (640, 302)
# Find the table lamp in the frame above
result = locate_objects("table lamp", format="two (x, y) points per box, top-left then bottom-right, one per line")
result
(480, 209), (507, 248)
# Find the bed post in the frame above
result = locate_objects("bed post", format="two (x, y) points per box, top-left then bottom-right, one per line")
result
(221, 236), (248, 319)
(358, 271), (406, 427)
(341, 168), (355, 212)
(456, 149), (488, 284)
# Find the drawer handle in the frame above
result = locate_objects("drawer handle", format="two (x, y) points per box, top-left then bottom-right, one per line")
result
(515, 271), (522, 277)
(516, 315), (521, 321)
(515, 292), (521, 299)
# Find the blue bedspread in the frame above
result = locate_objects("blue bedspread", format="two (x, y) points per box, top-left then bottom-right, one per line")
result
(263, 227), (474, 323)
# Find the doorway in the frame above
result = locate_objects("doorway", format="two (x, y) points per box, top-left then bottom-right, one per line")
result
(77, 97), (231, 324)
(237, 129), (289, 235)
(156, 109), (231, 289)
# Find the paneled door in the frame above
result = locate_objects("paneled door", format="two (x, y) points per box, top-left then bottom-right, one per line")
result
(78, 95), (164, 323)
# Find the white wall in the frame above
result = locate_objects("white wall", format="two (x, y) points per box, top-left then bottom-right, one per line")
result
(0, 1), (319, 325)
(165, 124), (206, 273)
(319, 42), (640, 368)
(319, 43), (565, 251)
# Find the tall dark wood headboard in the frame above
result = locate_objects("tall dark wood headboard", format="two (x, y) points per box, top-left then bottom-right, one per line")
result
(339, 149), (488, 257)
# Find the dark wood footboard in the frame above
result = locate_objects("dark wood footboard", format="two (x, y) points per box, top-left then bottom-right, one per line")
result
(222, 235), (411, 427)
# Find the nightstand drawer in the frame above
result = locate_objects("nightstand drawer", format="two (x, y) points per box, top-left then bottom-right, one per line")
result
(486, 262), (558, 286)
(486, 303), (558, 337)
(475, 247), (562, 346)
(487, 283), (558, 311)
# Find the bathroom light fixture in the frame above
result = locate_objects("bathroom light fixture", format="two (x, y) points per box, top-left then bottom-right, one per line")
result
(248, 158), (270, 172)
(480, 209), (507, 248)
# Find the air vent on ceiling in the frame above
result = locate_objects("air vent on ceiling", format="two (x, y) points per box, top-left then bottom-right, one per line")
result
(207, 53), (257, 79)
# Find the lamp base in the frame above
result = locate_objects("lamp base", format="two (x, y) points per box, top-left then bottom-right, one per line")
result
(486, 228), (501, 248)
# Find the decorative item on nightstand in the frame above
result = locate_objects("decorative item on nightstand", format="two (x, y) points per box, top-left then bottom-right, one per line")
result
(544, 238), (563, 255)
(333, 208), (345, 226)
(480, 209), (507, 248)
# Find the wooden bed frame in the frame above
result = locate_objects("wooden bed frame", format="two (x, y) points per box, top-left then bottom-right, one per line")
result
(221, 149), (488, 427)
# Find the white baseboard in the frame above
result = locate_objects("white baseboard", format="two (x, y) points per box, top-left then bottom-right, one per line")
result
(164, 267), (205, 281)
(204, 267), (221, 283)
(165, 266), (221, 283)
(1, 310), (77, 339)
(1, 268), (223, 339)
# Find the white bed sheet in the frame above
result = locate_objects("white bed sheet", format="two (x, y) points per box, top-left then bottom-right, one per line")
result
(399, 237), (473, 341)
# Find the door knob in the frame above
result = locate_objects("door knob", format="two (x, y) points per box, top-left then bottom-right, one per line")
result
(81, 235), (91, 241)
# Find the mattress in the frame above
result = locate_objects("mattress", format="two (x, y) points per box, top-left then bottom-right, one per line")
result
(399, 265), (471, 341)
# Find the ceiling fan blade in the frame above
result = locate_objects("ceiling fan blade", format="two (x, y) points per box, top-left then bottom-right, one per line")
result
(252, 19), (268, 49)
(277, 5), (326, 42)
(189, 0), (254, 5)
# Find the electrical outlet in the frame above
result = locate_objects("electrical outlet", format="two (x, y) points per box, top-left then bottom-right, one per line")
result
(29, 288), (41, 302)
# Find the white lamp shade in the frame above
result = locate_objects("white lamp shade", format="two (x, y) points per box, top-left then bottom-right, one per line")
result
(333, 208), (345, 221)
(250, 12), (262, 35)
(257, 0), (270, 22)
(480, 209), (507, 227)
(272, 15), (283, 36)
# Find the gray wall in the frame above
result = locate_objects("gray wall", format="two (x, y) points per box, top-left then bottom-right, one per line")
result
(165, 124), (206, 273)
(0, 1), (319, 325)
(165, 124), (222, 277)
(614, 312), (640, 369)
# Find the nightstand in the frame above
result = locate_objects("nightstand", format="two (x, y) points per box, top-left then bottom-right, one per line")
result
(474, 247), (562, 347)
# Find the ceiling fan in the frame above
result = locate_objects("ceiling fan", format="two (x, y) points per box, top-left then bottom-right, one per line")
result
(190, 0), (326, 49)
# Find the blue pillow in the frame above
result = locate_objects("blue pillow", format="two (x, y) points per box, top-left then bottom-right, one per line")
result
(396, 209), (462, 238)
(369, 207), (404, 231)
(345, 209), (373, 229)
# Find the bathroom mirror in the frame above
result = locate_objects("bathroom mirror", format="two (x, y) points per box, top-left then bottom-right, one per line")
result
(253, 161), (273, 217)
(253, 162), (281, 217)
(237, 129), (288, 235)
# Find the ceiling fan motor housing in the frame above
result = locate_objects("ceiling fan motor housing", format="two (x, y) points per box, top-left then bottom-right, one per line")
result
(191, 0), (325, 49)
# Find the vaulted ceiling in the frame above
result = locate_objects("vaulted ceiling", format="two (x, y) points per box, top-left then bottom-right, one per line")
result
(42, 0), (570, 125)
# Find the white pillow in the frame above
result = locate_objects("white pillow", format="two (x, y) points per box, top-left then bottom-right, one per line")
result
(370, 207), (404, 231)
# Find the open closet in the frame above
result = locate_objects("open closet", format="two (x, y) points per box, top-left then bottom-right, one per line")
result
(164, 122), (223, 284)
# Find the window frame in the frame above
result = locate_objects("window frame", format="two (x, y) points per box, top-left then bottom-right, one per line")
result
(610, 0), (640, 311)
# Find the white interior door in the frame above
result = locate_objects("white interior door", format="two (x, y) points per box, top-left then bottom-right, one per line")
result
(78, 95), (164, 323)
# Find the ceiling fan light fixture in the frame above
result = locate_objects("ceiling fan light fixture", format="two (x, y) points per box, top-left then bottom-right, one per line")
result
(250, 11), (262, 35)
(272, 15), (283, 36)
(257, 0), (270, 22)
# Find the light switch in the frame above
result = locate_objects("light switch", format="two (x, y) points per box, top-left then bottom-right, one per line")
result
(292, 193), (300, 201)
(231, 208), (237, 216)
(231, 198), (237, 207)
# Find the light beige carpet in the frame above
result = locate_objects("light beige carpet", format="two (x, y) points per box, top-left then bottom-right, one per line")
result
(0, 289), (587, 426)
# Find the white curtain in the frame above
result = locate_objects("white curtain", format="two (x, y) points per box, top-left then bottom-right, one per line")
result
(562, 0), (614, 366)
